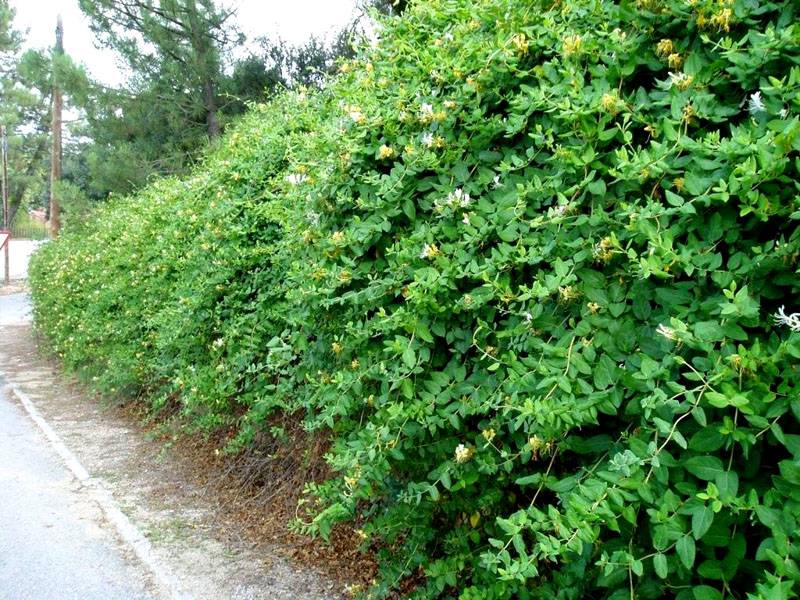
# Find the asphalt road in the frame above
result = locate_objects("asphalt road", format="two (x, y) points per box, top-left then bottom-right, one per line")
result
(0, 293), (31, 326)
(0, 291), (157, 600)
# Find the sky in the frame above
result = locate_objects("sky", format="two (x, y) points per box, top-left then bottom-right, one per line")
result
(9, 0), (361, 87)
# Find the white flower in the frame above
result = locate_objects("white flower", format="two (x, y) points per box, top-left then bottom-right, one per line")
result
(656, 323), (677, 341)
(213, 338), (224, 348)
(306, 210), (320, 226)
(420, 243), (439, 259)
(774, 306), (800, 332)
(454, 443), (474, 463)
(523, 311), (533, 323)
(421, 132), (435, 147)
(462, 213), (471, 225)
(285, 173), (307, 185)
(747, 91), (765, 115)
(492, 175), (502, 189)
(419, 103), (434, 119)
(779, 107), (789, 119)
(667, 72), (693, 90)
(447, 188), (471, 208)
(349, 109), (365, 123)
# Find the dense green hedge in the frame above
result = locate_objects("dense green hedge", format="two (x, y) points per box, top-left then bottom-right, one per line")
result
(30, 0), (800, 598)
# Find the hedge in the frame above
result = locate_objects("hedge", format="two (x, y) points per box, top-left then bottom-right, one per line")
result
(30, 0), (800, 598)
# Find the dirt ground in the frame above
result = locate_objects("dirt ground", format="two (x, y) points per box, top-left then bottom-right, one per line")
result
(0, 324), (372, 599)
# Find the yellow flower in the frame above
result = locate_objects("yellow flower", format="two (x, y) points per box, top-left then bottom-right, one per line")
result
(378, 144), (395, 159)
(673, 177), (685, 191)
(332, 342), (343, 355)
(482, 428), (496, 442)
(454, 444), (474, 463)
(420, 243), (441, 259)
(667, 53), (683, 69)
(594, 236), (615, 262)
(682, 103), (695, 123)
(331, 231), (345, 244)
(559, 285), (580, 301)
(563, 34), (582, 57)
(587, 302), (601, 314)
(655, 38), (674, 58)
(600, 92), (620, 114)
(347, 106), (365, 124)
(710, 8), (732, 31)
(511, 33), (528, 54)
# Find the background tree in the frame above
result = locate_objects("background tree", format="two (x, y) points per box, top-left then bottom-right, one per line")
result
(0, 3), (89, 225)
(79, 0), (241, 140)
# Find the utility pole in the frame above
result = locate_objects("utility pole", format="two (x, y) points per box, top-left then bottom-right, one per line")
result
(2, 125), (9, 286)
(49, 15), (63, 238)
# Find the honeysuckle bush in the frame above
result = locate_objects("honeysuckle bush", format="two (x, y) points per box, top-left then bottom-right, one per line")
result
(29, 0), (800, 598)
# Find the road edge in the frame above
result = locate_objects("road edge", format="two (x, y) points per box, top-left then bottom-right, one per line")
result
(3, 378), (190, 600)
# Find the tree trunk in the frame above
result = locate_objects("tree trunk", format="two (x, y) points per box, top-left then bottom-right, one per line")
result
(49, 15), (63, 238)
(203, 78), (219, 139)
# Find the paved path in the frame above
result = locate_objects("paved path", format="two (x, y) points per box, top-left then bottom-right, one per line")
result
(0, 292), (31, 326)
(5, 240), (43, 280)
(0, 382), (156, 600)
(0, 291), (157, 599)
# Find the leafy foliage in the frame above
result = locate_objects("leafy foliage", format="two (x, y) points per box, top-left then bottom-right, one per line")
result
(30, 0), (800, 598)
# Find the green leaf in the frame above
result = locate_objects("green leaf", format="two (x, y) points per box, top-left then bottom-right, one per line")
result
(515, 473), (541, 486)
(676, 535), (696, 569)
(685, 456), (725, 480)
(593, 354), (617, 389)
(715, 471), (738, 498)
(693, 321), (724, 342)
(778, 460), (800, 485)
(402, 198), (416, 220)
(402, 346), (416, 369)
(691, 505), (714, 540)
(587, 179), (606, 196)
(689, 427), (726, 452)
(665, 190), (684, 206)
(692, 586), (722, 600)
(653, 553), (668, 579)
(415, 321), (434, 343)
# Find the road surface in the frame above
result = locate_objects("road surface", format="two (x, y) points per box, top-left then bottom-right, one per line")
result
(5, 240), (43, 280)
(0, 290), (157, 599)
(0, 292), (31, 326)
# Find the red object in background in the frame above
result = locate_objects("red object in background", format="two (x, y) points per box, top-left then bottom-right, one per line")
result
(0, 229), (10, 250)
